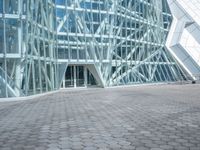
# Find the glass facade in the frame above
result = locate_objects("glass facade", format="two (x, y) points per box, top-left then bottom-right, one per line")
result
(56, 0), (188, 86)
(0, 0), (58, 97)
(0, 0), (189, 98)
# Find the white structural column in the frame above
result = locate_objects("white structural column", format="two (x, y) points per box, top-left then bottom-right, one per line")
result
(166, 0), (200, 80)
(84, 66), (87, 87)
(14, 0), (22, 96)
(14, 62), (21, 96)
(74, 65), (76, 88)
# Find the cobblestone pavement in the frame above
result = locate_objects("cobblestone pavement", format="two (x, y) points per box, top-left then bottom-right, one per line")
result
(0, 84), (200, 150)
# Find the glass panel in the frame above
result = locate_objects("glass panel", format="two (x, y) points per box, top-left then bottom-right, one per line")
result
(65, 66), (74, 87)
(0, 19), (3, 53)
(87, 70), (97, 86)
(0, 0), (3, 13)
(5, 19), (18, 53)
(4, 0), (18, 14)
(76, 66), (84, 87)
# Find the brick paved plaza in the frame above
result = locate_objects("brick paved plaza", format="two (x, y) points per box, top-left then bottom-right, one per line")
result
(0, 84), (200, 150)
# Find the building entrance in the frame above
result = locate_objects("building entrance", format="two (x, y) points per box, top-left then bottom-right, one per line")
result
(61, 65), (97, 88)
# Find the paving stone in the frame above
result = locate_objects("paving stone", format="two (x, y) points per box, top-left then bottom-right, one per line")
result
(136, 146), (149, 150)
(159, 145), (173, 149)
(47, 148), (60, 150)
(150, 148), (164, 150)
(0, 84), (200, 149)
(83, 146), (98, 150)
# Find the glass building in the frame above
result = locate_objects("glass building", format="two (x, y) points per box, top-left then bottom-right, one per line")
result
(0, 0), (189, 98)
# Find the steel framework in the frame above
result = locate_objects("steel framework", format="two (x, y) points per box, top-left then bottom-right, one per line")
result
(0, 0), (189, 97)
(0, 0), (57, 97)
(56, 0), (188, 86)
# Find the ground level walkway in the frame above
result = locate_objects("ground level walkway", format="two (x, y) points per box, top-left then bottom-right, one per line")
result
(0, 84), (200, 150)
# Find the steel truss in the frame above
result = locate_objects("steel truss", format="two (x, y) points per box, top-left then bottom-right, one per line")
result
(0, 0), (189, 97)
(0, 0), (57, 97)
(56, 0), (188, 87)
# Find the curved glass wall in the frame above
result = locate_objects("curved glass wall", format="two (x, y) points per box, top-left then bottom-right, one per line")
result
(0, 0), (58, 97)
(0, 0), (189, 97)
(56, 0), (187, 86)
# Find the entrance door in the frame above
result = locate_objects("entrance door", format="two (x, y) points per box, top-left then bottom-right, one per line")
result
(62, 65), (98, 88)
(64, 66), (74, 87)
(76, 66), (84, 87)
(63, 65), (86, 88)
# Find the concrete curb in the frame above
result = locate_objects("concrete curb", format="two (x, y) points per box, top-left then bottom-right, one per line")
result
(0, 90), (59, 102)
(0, 87), (91, 102)
(0, 82), (195, 102)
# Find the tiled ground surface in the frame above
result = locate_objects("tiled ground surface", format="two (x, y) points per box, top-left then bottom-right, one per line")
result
(0, 84), (200, 150)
